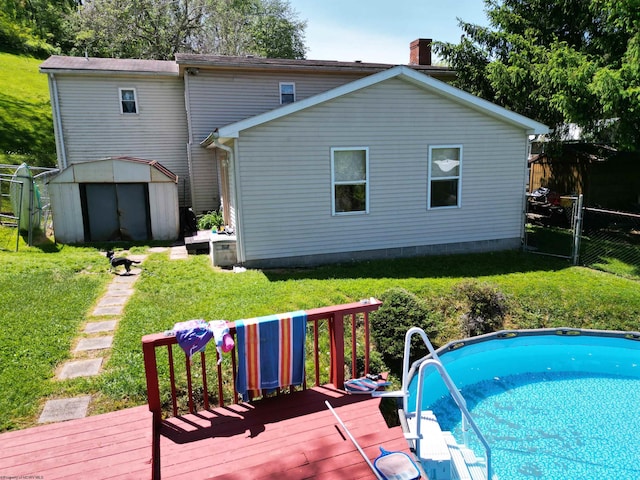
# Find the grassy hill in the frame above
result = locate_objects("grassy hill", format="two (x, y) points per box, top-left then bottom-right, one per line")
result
(0, 52), (56, 166)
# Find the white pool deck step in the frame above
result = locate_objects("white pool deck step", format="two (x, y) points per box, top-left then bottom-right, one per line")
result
(443, 432), (487, 480)
(405, 410), (487, 480)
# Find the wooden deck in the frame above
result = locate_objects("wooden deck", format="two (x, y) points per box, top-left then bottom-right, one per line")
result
(0, 386), (416, 479)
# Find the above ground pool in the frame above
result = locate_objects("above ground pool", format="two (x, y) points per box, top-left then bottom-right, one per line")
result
(407, 329), (640, 479)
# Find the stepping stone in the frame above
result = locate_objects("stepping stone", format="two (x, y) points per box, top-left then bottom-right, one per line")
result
(58, 358), (103, 379)
(170, 245), (189, 260)
(96, 295), (130, 308)
(148, 247), (168, 253)
(107, 284), (135, 295)
(75, 336), (113, 352)
(84, 320), (117, 333)
(111, 269), (142, 277)
(92, 305), (124, 317)
(112, 275), (139, 286)
(39, 396), (91, 423)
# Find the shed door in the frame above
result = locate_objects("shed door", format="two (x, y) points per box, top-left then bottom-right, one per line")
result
(81, 183), (150, 241)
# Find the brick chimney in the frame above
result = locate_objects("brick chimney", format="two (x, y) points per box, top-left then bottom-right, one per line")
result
(410, 38), (432, 65)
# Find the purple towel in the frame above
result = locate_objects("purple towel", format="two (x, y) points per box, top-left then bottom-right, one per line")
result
(173, 319), (213, 360)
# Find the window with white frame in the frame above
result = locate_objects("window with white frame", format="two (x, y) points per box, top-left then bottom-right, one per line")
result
(428, 145), (462, 208)
(331, 147), (368, 215)
(279, 82), (295, 104)
(119, 88), (138, 114)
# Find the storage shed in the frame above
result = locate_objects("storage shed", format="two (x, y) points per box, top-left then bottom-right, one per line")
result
(48, 157), (179, 243)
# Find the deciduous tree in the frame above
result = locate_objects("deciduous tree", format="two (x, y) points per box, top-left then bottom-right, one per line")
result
(69, 0), (306, 60)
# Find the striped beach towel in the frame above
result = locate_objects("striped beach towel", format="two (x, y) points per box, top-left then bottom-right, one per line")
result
(235, 311), (307, 400)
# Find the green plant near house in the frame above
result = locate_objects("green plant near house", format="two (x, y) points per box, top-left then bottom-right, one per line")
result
(197, 210), (224, 230)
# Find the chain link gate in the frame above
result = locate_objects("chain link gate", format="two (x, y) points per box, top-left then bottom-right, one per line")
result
(524, 192), (583, 263)
(0, 176), (23, 251)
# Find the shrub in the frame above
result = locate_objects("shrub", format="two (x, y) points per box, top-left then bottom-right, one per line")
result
(371, 288), (437, 371)
(455, 281), (507, 337)
(197, 210), (224, 230)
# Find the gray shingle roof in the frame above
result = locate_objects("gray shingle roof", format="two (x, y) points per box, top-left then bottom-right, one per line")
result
(39, 54), (454, 79)
(39, 56), (178, 75)
(175, 53), (453, 75)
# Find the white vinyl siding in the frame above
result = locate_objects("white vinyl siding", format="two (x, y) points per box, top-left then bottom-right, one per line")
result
(186, 70), (369, 140)
(187, 69), (370, 213)
(233, 77), (529, 262)
(53, 74), (190, 206)
(428, 145), (462, 209)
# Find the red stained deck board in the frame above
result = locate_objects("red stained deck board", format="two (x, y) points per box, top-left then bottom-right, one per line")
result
(1, 418), (151, 466)
(157, 388), (395, 475)
(0, 407), (151, 468)
(4, 434), (150, 474)
(212, 426), (409, 480)
(160, 401), (390, 466)
(0, 387), (414, 480)
(0, 405), (149, 447)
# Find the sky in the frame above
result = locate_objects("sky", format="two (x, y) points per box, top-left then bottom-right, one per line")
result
(287, 0), (490, 65)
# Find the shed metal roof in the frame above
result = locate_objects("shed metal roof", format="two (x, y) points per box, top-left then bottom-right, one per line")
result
(48, 157), (178, 184)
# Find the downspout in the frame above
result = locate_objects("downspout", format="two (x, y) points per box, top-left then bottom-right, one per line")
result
(48, 74), (67, 169)
(209, 135), (245, 264)
(521, 134), (533, 247)
(183, 70), (197, 210)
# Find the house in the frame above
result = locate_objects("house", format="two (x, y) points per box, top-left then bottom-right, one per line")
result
(40, 39), (548, 266)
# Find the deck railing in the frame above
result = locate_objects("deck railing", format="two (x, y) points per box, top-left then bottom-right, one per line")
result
(142, 299), (382, 479)
(141, 299), (382, 417)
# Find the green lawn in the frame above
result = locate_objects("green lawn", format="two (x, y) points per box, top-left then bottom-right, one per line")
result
(0, 52), (56, 166)
(1, 239), (640, 431)
(0, 243), (109, 430)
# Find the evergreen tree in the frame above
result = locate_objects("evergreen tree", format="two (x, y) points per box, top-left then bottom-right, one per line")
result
(436, 0), (640, 150)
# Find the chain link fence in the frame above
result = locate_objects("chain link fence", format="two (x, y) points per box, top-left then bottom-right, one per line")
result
(579, 208), (640, 278)
(525, 189), (640, 279)
(0, 164), (58, 250)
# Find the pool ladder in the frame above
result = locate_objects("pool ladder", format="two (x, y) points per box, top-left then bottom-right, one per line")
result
(373, 327), (493, 480)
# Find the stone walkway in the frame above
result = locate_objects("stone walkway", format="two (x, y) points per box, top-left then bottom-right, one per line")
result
(39, 245), (191, 424)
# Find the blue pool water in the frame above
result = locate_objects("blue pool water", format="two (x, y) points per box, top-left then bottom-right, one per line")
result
(408, 333), (640, 479)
